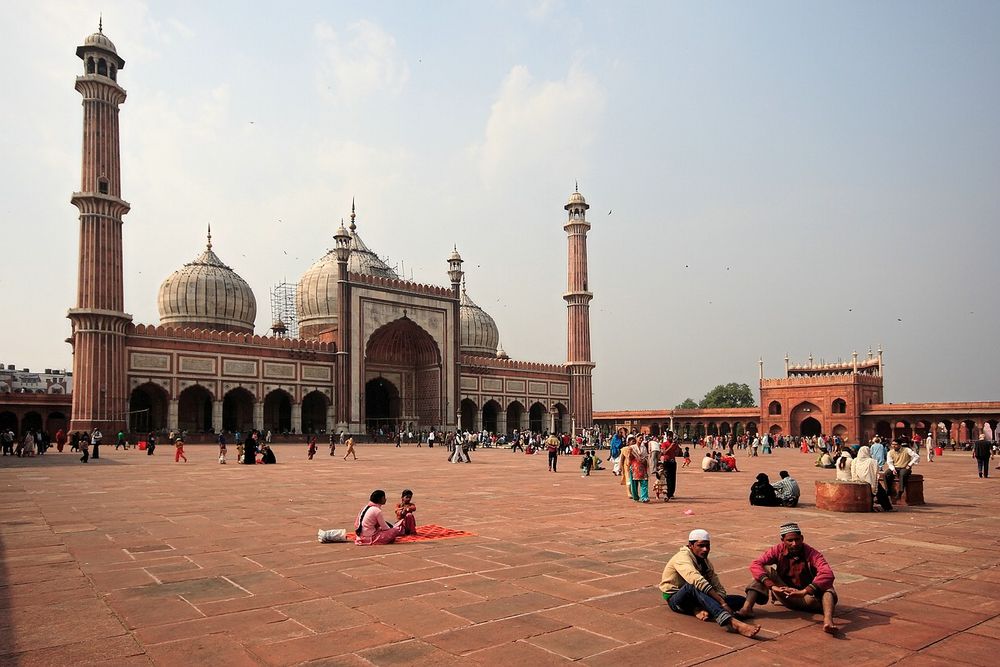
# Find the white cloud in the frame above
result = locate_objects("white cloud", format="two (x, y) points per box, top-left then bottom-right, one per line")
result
(314, 20), (410, 99)
(474, 63), (606, 190)
(526, 0), (564, 22)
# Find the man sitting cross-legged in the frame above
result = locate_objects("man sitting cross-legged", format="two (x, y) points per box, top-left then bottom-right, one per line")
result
(659, 529), (762, 638)
(738, 522), (839, 634)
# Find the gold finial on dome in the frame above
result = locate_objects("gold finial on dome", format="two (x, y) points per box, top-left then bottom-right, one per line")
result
(349, 198), (357, 232)
(99, 13), (103, 33)
(206, 223), (212, 250)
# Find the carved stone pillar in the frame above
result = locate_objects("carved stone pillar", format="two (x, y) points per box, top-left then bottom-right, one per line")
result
(253, 401), (264, 431)
(291, 403), (302, 434)
(212, 400), (223, 433)
(167, 399), (179, 431)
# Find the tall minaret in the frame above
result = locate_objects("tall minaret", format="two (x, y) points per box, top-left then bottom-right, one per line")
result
(68, 21), (131, 433)
(564, 184), (595, 430)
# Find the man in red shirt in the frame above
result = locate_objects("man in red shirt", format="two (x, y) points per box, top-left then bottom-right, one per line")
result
(545, 432), (560, 472)
(659, 432), (680, 500)
(738, 522), (838, 634)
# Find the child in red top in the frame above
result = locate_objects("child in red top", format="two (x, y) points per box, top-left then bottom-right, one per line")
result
(394, 489), (417, 535)
(174, 438), (187, 463)
(307, 437), (317, 460)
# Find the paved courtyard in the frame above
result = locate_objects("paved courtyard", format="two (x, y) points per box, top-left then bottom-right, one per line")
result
(1, 442), (999, 666)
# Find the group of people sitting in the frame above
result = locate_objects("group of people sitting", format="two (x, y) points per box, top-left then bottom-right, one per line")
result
(353, 489), (419, 545)
(749, 470), (801, 507)
(834, 437), (919, 509)
(659, 523), (839, 638)
(231, 438), (277, 464)
(701, 450), (739, 472)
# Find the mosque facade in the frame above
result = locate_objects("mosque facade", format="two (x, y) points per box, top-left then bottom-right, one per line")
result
(65, 27), (595, 438)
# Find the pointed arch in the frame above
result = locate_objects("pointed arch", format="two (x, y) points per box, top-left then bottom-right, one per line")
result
(130, 382), (169, 433)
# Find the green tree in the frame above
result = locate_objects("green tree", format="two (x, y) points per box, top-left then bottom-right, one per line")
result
(675, 398), (698, 409)
(698, 383), (756, 408)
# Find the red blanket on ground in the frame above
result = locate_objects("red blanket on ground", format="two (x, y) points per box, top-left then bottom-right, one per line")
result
(394, 524), (475, 542)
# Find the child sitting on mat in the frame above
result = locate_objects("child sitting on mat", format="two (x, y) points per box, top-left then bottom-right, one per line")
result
(395, 489), (418, 535)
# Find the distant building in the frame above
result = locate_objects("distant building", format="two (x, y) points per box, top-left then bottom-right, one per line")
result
(0, 365), (72, 435)
(595, 349), (1000, 444)
(0, 365), (73, 394)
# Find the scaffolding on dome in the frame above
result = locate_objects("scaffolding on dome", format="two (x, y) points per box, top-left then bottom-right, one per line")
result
(270, 281), (299, 339)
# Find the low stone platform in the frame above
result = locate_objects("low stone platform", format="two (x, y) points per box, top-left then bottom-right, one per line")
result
(1, 444), (998, 665)
(815, 480), (872, 512)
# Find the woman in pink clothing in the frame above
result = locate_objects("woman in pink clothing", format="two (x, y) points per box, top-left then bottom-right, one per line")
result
(354, 490), (405, 545)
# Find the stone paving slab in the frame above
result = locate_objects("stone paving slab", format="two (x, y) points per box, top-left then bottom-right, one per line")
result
(2, 443), (999, 665)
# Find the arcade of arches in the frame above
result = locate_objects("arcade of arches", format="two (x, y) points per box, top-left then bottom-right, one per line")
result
(458, 397), (570, 434)
(596, 407), (1000, 445)
(0, 409), (67, 436)
(126, 384), (333, 436)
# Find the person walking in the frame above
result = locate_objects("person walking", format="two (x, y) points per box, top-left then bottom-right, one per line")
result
(926, 432), (935, 462)
(80, 433), (90, 463)
(329, 432), (337, 456)
(91, 428), (102, 459)
(174, 437), (188, 463)
(344, 435), (357, 461)
(973, 437), (992, 478)
(545, 432), (560, 472)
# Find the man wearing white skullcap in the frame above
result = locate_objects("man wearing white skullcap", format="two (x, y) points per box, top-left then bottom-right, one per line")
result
(738, 522), (839, 634)
(658, 530), (762, 638)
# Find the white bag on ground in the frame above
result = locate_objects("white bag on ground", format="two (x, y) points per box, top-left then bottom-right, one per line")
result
(317, 528), (348, 543)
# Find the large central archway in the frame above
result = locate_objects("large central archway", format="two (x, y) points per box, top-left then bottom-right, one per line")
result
(365, 317), (442, 429)
(365, 377), (401, 432)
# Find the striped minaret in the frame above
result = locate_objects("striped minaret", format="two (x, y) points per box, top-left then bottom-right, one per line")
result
(68, 21), (132, 433)
(564, 185), (595, 430)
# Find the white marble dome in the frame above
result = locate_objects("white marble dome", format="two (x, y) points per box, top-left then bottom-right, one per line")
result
(157, 231), (256, 333)
(296, 219), (399, 339)
(460, 286), (500, 358)
(83, 30), (118, 54)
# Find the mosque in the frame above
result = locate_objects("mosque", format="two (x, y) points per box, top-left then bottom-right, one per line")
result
(64, 25), (595, 438)
(8, 24), (995, 446)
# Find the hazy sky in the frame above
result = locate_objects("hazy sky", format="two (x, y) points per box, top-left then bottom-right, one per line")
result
(2, 1), (998, 410)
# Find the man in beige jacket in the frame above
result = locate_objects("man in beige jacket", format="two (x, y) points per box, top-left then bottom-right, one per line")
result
(658, 529), (761, 638)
